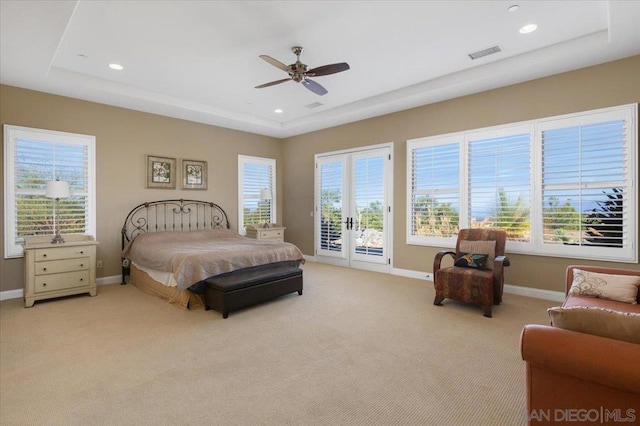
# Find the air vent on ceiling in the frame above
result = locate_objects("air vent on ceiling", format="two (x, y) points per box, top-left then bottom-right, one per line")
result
(468, 45), (502, 60)
(305, 102), (324, 109)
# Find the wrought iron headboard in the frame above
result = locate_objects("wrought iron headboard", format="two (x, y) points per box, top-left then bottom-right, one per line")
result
(121, 199), (230, 247)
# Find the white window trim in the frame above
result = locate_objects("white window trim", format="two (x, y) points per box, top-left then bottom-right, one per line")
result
(4, 125), (96, 258)
(237, 155), (276, 235)
(406, 104), (637, 263)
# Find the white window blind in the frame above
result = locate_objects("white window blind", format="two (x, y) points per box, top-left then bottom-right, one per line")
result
(539, 109), (635, 260)
(467, 128), (531, 242)
(353, 154), (385, 256)
(238, 155), (276, 231)
(4, 125), (96, 258)
(407, 139), (460, 244)
(318, 159), (344, 253)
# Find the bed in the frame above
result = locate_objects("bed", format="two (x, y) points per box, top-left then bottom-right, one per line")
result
(121, 199), (305, 309)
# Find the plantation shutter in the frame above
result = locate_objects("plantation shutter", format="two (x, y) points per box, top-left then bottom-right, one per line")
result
(317, 159), (344, 253)
(540, 112), (632, 252)
(467, 129), (531, 241)
(239, 156), (275, 228)
(352, 154), (385, 257)
(408, 140), (460, 239)
(4, 125), (95, 258)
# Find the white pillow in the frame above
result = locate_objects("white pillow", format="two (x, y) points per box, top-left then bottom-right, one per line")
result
(568, 268), (640, 304)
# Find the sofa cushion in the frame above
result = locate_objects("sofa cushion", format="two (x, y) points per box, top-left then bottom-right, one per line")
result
(568, 268), (640, 304)
(459, 240), (495, 270)
(548, 306), (640, 344)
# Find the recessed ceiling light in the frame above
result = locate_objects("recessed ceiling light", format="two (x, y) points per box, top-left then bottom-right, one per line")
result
(508, 5), (519, 12)
(108, 63), (124, 70)
(519, 24), (538, 34)
(274, 108), (283, 114)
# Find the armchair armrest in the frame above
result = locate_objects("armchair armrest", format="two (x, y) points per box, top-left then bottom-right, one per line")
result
(433, 250), (456, 274)
(493, 255), (509, 280)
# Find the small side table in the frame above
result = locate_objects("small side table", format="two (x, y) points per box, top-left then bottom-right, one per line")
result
(23, 234), (99, 307)
(245, 226), (286, 242)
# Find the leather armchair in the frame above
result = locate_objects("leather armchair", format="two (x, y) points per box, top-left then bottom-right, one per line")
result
(433, 229), (510, 317)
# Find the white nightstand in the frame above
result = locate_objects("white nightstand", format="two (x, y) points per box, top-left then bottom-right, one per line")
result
(23, 234), (99, 307)
(245, 226), (286, 242)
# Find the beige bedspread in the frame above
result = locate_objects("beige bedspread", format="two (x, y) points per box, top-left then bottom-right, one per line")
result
(122, 229), (304, 290)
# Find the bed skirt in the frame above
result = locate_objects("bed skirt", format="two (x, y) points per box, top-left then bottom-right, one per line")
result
(130, 264), (204, 310)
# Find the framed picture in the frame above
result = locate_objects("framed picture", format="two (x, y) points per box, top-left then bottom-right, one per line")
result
(181, 159), (208, 190)
(146, 155), (176, 189)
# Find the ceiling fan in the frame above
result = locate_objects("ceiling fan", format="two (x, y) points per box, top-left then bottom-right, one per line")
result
(255, 46), (350, 96)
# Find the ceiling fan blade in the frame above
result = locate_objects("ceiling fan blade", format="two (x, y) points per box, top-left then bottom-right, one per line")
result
(259, 55), (289, 72)
(302, 78), (328, 96)
(307, 62), (350, 77)
(255, 78), (291, 89)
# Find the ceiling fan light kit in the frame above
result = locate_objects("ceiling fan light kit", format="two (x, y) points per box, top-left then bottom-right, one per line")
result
(255, 46), (350, 96)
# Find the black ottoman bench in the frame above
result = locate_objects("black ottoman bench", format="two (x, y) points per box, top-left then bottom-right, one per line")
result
(203, 264), (303, 318)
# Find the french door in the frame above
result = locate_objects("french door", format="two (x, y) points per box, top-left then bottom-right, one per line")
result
(315, 144), (392, 272)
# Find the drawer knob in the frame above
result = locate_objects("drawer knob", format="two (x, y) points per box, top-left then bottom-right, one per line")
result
(43, 254), (47, 258)
(80, 264), (84, 267)
(43, 283), (47, 287)
(80, 278), (84, 281)
(80, 251), (84, 254)
(43, 267), (47, 271)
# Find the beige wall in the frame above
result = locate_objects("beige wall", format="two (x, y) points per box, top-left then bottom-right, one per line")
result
(281, 55), (640, 292)
(2, 56), (639, 294)
(1, 85), (282, 291)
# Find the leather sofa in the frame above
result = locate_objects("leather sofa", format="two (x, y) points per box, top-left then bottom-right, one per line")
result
(520, 265), (640, 424)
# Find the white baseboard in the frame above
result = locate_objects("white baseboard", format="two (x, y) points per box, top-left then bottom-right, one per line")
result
(0, 288), (24, 301)
(303, 254), (317, 262)
(0, 275), (122, 301)
(1, 270), (564, 303)
(97, 275), (121, 286)
(504, 284), (565, 302)
(392, 267), (564, 302)
(391, 267), (433, 281)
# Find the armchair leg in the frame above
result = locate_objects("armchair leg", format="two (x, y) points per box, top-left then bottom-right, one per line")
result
(483, 305), (492, 318)
(434, 296), (444, 306)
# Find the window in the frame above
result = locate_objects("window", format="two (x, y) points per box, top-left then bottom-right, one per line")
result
(407, 104), (637, 262)
(408, 136), (460, 246)
(238, 155), (276, 232)
(4, 125), (96, 258)
(467, 126), (532, 247)
(538, 109), (635, 260)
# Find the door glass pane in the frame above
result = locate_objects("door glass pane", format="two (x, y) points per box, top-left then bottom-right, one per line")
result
(353, 154), (384, 257)
(319, 161), (343, 252)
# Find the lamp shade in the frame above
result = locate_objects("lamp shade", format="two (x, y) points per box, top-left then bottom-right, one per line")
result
(46, 180), (70, 199)
(260, 188), (272, 201)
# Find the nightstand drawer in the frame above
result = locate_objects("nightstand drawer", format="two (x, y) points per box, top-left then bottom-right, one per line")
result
(34, 246), (92, 261)
(35, 271), (90, 293)
(260, 230), (283, 239)
(34, 258), (90, 276)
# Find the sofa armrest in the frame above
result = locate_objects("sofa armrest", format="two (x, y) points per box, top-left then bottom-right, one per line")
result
(520, 324), (640, 394)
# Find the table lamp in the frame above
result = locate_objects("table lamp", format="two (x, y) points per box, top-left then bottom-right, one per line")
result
(46, 179), (70, 244)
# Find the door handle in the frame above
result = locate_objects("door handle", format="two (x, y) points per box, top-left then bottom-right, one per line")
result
(344, 217), (351, 230)
(349, 217), (354, 230)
